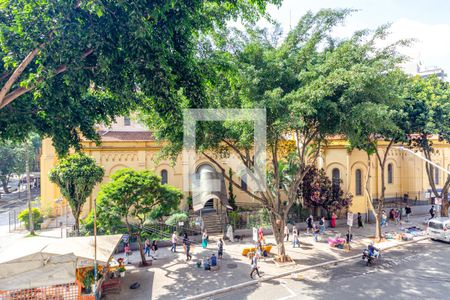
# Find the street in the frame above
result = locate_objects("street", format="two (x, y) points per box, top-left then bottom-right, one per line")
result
(0, 185), (40, 234)
(213, 239), (450, 300)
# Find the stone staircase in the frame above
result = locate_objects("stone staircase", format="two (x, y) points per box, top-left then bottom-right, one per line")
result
(202, 212), (223, 234)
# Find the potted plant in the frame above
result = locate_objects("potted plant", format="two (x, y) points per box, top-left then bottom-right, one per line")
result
(83, 271), (95, 294)
(118, 266), (126, 277)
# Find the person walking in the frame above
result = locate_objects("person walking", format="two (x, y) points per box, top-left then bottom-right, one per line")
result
(284, 225), (290, 241)
(381, 210), (388, 227)
(394, 209), (400, 225)
(319, 217), (326, 233)
(202, 230), (209, 249)
(183, 233), (192, 261)
(124, 242), (132, 265)
(331, 212), (337, 228)
(217, 238), (224, 259)
(170, 231), (177, 253)
(292, 226), (300, 248)
(313, 224), (320, 242)
(144, 239), (151, 257)
(357, 212), (364, 228)
(429, 205), (435, 219)
(250, 253), (262, 279)
(405, 205), (412, 222)
(306, 215), (313, 234)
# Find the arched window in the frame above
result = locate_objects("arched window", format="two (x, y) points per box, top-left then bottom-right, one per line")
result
(387, 163), (393, 184)
(161, 169), (168, 184)
(355, 169), (362, 196)
(332, 168), (340, 189)
(241, 174), (247, 191)
(435, 165), (440, 185)
(124, 116), (131, 126)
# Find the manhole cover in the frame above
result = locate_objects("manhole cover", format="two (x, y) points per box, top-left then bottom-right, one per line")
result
(227, 263), (238, 269)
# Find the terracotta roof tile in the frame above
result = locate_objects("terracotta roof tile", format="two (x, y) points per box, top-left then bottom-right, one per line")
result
(97, 131), (155, 141)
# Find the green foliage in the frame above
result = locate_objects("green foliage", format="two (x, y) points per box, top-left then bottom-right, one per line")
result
(18, 207), (42, 230)
(403, 75), (450, 201)
(165, 212), (189, 226)
(142, 9), (408, 254)
(0, 0), (280, 156)
(247, 208), (271, 229)
(0, 135), (39, 194)
(49, 153), (104, 232)
(96, 168), (182, 229)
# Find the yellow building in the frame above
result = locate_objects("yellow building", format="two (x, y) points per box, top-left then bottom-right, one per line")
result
(40, 117), (450, 218)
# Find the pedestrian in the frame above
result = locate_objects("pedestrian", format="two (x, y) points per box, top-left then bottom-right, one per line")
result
(217, 238), (224, 259)
(250, 252), (262, 279)
(405, 205), (412, 222)
(429, 205), (435, 219)
(210, 253), (217, 267)
(306, 215), (313, 234)
(346, 230), (353, 250)
(292, 226), (300, 248)
(394, 209), (400, 225)
(381, 210), (388, 227)
(170, 231), (177, 253)
(202, 230), (209, 249)
(319, 217), (326, 233)
(313, 224), (320, 242)
(150, 240), (158, 259)
(357, 212), (364, 228)
(284, 225), (290, 241)
(331, 212), (337, 228)
(258, 227), (264, 244)
(124, 242), (132, 265)
(144, 239), (151, 257)
(183, 233), (192, 261)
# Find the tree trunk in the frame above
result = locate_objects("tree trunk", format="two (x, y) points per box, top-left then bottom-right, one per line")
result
(136, 232), (148, 266)
(268, 211), (287, 260)
(1, 177), (10, 194)
(442, 191), (449, 217)
(74, 209), (80, 235)
(376, 164), (386, 242)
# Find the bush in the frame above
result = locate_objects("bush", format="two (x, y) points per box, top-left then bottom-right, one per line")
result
(18, 208), (43, 230)
(165, 212), (189, 226)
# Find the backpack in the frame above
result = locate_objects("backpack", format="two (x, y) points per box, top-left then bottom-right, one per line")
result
(430, 208), (434, 214)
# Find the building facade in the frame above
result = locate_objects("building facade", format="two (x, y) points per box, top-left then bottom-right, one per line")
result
(40, 117), (450, 218)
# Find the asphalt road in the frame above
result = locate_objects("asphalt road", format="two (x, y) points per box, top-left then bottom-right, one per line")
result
(213, 239), (450, 300)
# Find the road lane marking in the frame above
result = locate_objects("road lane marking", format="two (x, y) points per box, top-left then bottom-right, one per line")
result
(276, 280), (296, 300)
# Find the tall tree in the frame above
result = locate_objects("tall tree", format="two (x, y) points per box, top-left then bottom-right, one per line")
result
(0, 0), (280, 155)
(143, 10), (405, 258)
(96, 168), (182, 266)
(49, 153), (104, 233)
(403, 75), (450, 216)
(0, 142), (19, 195)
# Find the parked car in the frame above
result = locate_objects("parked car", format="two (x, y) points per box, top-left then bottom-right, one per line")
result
(427, 217), (450, 242)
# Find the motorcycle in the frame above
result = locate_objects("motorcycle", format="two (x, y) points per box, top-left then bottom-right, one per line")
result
(362, 248), (380, 266)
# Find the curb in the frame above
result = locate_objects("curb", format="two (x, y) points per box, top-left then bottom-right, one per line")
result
(185, 236), (429, 300)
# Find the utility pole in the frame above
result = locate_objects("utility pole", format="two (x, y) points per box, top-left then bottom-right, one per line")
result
(93, 197), (98, 300)
(25, 141), (34, 235)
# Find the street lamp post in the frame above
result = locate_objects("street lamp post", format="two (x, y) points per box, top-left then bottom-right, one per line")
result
(397, 146), (450, 216)
(93, 197), (98, 300)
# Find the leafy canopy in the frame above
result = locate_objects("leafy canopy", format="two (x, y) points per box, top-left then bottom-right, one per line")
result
(0, 0), (281, 155)
(96, 168), (183, 227)
(48, 152), (104, 230)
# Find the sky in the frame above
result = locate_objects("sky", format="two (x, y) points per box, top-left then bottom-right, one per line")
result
(256, 0), (450, 76)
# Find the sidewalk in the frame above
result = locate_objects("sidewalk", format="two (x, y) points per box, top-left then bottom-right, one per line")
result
(107, 214), (428, 300)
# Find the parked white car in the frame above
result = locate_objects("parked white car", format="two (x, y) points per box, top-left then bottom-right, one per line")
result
(427, 217), (450, 242)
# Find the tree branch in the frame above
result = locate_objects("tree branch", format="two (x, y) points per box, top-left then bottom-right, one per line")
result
(0, 48), (95, 109)
(0, 48), (41, 107)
